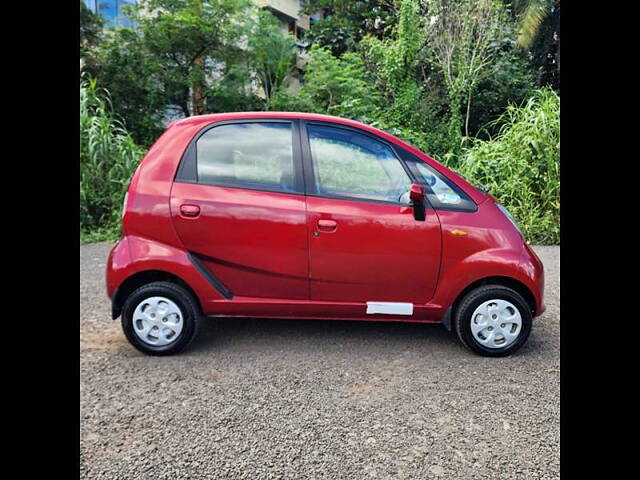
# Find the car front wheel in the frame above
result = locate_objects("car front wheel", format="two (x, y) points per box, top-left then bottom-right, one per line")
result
(454, 285), (532, 357)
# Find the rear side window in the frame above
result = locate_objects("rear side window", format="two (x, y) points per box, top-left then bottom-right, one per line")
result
(189, 122), (296, 192)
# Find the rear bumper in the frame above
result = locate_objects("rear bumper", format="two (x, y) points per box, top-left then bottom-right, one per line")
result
(106, 237), (131, 300)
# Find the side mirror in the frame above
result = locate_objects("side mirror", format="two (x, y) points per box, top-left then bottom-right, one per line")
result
(409, 183), (425, 203)
(409, 183), (426, 222)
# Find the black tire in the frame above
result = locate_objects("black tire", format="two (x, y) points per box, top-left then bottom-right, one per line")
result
(121, 281), (201, 356)
(453, 285), (532, 357)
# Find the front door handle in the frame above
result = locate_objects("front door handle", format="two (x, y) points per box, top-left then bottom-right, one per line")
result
(317, 219), (337, 232)
(180, 204), (200, 218)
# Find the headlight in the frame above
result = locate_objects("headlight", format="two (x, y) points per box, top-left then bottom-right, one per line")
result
(496, 203), (523, 238)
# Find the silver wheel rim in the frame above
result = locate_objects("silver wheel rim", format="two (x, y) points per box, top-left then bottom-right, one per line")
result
(132, 296), (184, 347)
(470, 299), (522, 349)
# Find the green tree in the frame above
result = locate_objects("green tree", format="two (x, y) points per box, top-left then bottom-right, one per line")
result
(512, 0), (557, 51)
(248, 9), (297, 108)
(132, 0), (252, 115)
(89, 0), (252, 145)
(80, 1), (103, 58)
(361, 0), (423, 122)
(514, 0), (560, 89)
(424, 0), (507, 145)
(89, 28), (168, 146)
(271, 45), (380, 119)
(303, 0), (398, 56)
(466, 21), (536, 138)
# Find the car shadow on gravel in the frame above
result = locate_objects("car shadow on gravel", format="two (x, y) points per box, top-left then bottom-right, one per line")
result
(178, 316), (539, 358)
(189, 317), (450, 350)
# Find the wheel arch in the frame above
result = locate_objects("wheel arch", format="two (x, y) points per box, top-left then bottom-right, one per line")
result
(442, 276), (537, 331)
(111, 270), (202, 320)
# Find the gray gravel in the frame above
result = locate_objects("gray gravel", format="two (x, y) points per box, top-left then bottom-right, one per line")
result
(80, 243), (559, 479)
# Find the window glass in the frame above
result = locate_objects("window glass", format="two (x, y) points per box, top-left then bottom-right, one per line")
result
(196, 123), (295, 192)
(307, 125), (412, 203)
(98, 0), (117, 21)
(414, 163), (463, 205)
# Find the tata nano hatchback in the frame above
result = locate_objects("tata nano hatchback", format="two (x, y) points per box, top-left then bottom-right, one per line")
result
(106, 112), (544, 357)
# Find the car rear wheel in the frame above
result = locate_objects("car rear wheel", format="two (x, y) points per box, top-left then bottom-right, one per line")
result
(121, 281), (201, 356)
(454, 285), (532, 357)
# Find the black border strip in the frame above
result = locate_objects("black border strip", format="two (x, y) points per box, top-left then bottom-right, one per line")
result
(187, 252), (234, 300)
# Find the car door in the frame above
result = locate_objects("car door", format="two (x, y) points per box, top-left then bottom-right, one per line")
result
(301, 122), (442, 305)
(170, 120), (310, 300)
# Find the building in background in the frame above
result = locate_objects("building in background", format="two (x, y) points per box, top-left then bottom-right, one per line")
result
(84, 0), (137, 28)
(256, 1), (309, 41)
(84, 0), (311, 37)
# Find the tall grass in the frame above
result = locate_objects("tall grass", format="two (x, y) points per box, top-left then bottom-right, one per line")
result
(80, 77), (144, 242)
(457, 88), (559, 244)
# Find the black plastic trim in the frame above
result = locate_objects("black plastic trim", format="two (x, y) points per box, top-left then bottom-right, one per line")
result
(175, 140), (197, 183)
(111, 287), (121, 319)
(441, 307), (453, 331)
(187, 252), (234, 300)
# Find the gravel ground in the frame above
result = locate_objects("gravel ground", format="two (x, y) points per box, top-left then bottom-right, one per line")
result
(80, 243), (559, 479)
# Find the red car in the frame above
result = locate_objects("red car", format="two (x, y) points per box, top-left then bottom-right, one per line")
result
(106, 112), (544, 357)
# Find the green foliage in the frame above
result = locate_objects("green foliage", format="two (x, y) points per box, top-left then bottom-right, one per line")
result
(89, 0), (253, 146)
(513, 0), (553, 49)
(80, 0), (103, 57)
(271, 46), (380, 119)
(457, 88), (559, 244)
(247, 10), (297, 107)
(303, 1), (397, 56)
(359, 0), (457, 159)
(206, 64), (264, 113)
(80, 77), (144, 242)
(468, 31), (537, 138)
(90, 27), (167, 146)
(80, 0), (560, 244)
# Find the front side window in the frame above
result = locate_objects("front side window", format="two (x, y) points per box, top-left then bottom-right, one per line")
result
(307, 125), (412, 203)
(196, 123), (295, 192)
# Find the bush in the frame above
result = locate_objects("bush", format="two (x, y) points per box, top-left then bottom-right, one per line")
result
(271, 46), (381, 120)
(457, 88), (559, 244)
(80, 77), (144, 242)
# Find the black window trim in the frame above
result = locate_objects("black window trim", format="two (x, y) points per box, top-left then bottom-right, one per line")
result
(299, 120), (425, 207)
(174, 118), (306, 196)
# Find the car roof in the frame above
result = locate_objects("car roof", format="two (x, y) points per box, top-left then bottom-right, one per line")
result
(173, 111), (384, 134)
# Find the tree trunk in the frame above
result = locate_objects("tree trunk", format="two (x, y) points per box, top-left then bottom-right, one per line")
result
(464, 87), (472, 138)
(447, 94), (463, 162)
(192, 55), (206, 116)
(191, 1), (206, 117)
(179, 96), (190, 118)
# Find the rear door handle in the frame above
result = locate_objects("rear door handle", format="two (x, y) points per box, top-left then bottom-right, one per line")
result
(317, 219), (337, 232)
(180, 204), (200, 218)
